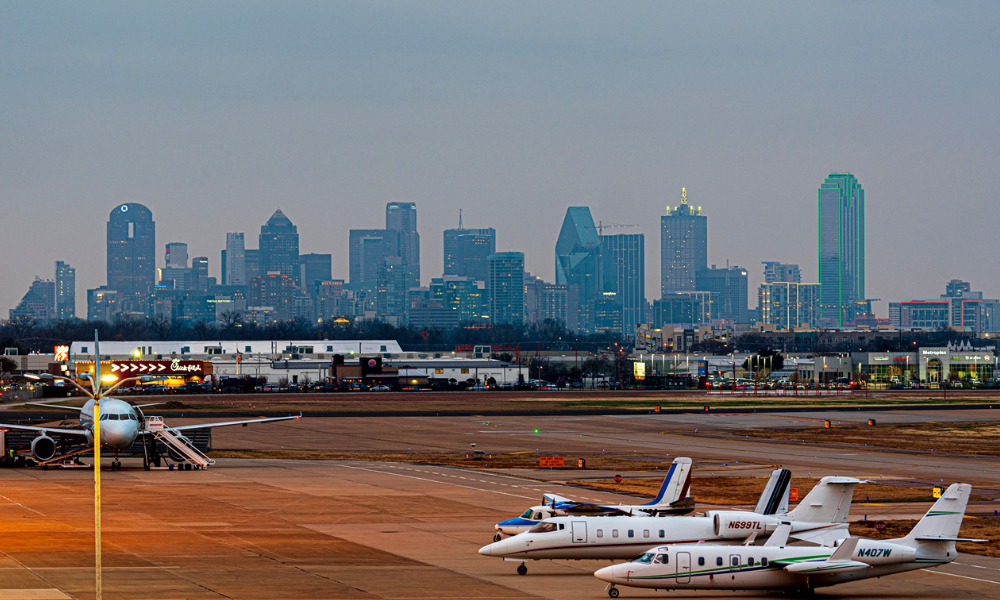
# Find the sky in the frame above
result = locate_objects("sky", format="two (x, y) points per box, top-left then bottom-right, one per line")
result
(3, 1), (999, 318)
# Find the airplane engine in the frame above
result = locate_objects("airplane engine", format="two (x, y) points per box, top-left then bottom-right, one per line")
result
(31, 435), (58, 462)
(166, 435), (193, 462)
(709, 512), (783, 539)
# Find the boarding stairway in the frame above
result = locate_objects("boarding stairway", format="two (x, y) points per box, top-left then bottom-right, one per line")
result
(145, 416), (215, 468)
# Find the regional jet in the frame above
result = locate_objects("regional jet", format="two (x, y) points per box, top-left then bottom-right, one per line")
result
(595, 483), (982, 597)
(479, 476), (859, 575)
(0, 396), (298, 470)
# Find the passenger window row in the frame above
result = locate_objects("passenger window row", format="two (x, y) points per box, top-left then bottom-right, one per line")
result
(596, 528), (667, 539)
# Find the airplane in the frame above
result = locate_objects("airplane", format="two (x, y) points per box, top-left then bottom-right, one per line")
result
(479, 476), (860, 575)
(493, 461), (794, 541)
(493, 457), (696, 540)
(595, 483), (982, 598)
(0, 395), (299, 470)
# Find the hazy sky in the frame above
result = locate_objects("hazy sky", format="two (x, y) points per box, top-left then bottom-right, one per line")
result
(3, 1), (999, 318)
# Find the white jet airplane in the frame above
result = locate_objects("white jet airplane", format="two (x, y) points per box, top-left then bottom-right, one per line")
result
(493, 458), (696, 540)
(1, 396), (299, 470)
(595, 483), (982, 598)
(479, 476), (860, 575)
(493, 461), (794, 540)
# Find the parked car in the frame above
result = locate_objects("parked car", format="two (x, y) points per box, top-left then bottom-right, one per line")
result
(370, 384), (391, 392)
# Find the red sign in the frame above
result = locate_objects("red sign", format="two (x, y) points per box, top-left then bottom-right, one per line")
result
(789, 487), (800, 502)
(539, 456), (565, 468)
(54, 345), (70, 362)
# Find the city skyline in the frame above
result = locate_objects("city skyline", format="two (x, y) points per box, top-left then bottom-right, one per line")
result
(3, 3), (1000, 316)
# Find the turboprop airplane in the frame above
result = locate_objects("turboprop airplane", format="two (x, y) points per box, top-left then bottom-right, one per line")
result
(594, 483), (982, 598)
(479, 476), (860, 575)
(493, 458), (697, 540)
(1, 397), (298, 470)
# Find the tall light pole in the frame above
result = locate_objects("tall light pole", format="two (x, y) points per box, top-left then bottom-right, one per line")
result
(29, 333), (160, 600)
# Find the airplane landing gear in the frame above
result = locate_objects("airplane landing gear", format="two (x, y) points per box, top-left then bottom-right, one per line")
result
(607, 585), (619, 598)
(516, 563), (527, 576)
(493, 532), (502, 542)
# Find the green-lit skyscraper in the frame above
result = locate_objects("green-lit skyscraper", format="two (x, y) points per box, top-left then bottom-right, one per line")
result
(818, 173), (865, 327)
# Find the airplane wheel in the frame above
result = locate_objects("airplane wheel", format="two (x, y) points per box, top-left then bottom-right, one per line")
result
(516, 564), (527, 576)
(608, 587), (619, 598)
(493, 533), (502, 542)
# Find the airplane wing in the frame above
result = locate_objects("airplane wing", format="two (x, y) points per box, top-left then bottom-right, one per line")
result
(556, 502), (635, 516)
(0, 422), (89, 437)
(164, 415), (301, 432)
(26, 402), (84, 411)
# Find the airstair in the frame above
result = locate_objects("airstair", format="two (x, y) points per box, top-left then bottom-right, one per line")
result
(145, 416), (215, 468)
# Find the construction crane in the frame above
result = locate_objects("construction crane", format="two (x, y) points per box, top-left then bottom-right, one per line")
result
(585, 222), (639, 236)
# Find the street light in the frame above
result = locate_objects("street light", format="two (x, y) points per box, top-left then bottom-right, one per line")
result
(26, 336), (163, 600)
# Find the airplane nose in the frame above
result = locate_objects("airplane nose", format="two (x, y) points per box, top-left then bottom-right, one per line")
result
(479, 543), (494, 556)
(594, 564), (619, 583)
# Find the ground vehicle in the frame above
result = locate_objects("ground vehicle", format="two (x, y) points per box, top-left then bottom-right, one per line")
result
(370, 384), (391, 392)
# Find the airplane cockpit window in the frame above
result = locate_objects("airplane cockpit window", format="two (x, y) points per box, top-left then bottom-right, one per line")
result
(653, 554), (669, 565)
(635, 552), (654, 564)
(520, 509), (534, 519)
(527, 522), (558, 534)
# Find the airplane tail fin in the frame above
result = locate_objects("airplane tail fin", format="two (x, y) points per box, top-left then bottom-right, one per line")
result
(786, 476), (861, 523)
(900, 484), (980, 547)
(754, 468), (792, 515)
(642, 457), (692, 507)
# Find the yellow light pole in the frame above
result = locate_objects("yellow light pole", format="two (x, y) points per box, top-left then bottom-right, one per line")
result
(32, 334), (158, 600)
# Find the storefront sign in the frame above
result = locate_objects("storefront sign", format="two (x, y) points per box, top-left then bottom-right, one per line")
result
(53, 345), (70, 362)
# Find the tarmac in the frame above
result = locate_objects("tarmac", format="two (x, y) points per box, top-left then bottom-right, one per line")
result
(1, 406), (999, 599)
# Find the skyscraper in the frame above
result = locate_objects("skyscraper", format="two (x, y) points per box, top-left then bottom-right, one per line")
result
(555, 207), (602, 332)
(762, 262), (802, 284)
(488, 252), (525, 325)
(660, 188), (707, 296)
(601, 233), (645, 337)
(758, 282), (821, 330)
(106, 202), (156, 302)
(299, 253), (332, 293)
(159, 242), (190, 289)
(248, 273), (296, 322)
(349, 229), (400, 285)
(259, 209), (299, 283)
(375, 255), (409, 325)
(225, 232), (247, 286)
(443, 227), (496, 281)
(818, 173), (865, 327)
(9, 278), (56, 322)
(55, 261), (76, 320)
(696, 265), (749, 323)
(385, 201), (420, 288)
